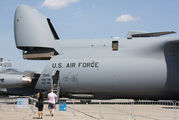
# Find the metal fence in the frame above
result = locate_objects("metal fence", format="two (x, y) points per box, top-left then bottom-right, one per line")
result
(1, 97), (179, 120)
(132, 101), (174, 118)
(65, 99), (178, 120)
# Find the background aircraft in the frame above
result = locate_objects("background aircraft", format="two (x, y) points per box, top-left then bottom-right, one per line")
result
(0, 58), (41, 96)
(14, 4), (179, 100)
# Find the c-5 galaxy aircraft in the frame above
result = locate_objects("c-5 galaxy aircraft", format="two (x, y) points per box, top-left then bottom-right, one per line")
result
(0, 58), (41, 95)
(14, 4), (179, 100)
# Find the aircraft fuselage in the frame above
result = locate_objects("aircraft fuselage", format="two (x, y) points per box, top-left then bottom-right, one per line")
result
(14, 4), (179, 100)
(35, 37), (179, 100)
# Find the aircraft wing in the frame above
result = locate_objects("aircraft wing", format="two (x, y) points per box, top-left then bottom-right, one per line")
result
(126, 30), (176, 39)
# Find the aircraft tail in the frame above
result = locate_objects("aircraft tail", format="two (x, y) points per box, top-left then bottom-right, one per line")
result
(14, 4), (60, 60)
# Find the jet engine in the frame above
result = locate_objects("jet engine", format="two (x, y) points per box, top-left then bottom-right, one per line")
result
(0, 74), (31, 88)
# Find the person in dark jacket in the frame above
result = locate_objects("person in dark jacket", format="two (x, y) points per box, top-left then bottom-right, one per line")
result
(37, 92), (44, 119)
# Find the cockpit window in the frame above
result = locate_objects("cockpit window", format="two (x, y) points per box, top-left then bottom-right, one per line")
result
(112, 41), (118, 51)
(47, 18), (59, 40)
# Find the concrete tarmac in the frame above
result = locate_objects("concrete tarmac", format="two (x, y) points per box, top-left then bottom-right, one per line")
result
(0, 99), (176, 120)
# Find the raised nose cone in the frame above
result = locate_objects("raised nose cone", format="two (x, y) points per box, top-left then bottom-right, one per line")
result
(14, 4), (55, 49)
(14, 4), (44, 21)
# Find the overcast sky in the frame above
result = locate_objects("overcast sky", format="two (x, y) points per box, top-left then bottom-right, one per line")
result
(1, 0), (179, 72)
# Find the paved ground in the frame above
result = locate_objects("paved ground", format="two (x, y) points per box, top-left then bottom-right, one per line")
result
(0, 98), (177, 120)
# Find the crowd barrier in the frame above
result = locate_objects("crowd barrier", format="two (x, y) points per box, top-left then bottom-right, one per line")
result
(64, 99), (178, 120)
(0, 96), (179, 120)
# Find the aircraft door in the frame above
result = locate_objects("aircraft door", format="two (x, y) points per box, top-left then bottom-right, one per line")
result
(51, 70), (60, 99)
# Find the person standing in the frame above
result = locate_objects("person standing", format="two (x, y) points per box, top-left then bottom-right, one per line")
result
(48, 89), (57, 116)
(37, 92), (44, 119)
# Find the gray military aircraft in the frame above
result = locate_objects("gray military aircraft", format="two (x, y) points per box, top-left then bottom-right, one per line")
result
(0, 58), (41, 96)
(14, 4), (179, 100)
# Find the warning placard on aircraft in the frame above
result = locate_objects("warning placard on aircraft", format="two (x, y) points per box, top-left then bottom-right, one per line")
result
(17, 98), (29, 108)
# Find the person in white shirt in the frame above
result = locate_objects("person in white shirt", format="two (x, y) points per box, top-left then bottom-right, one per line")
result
(48, 89), (57, 116)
